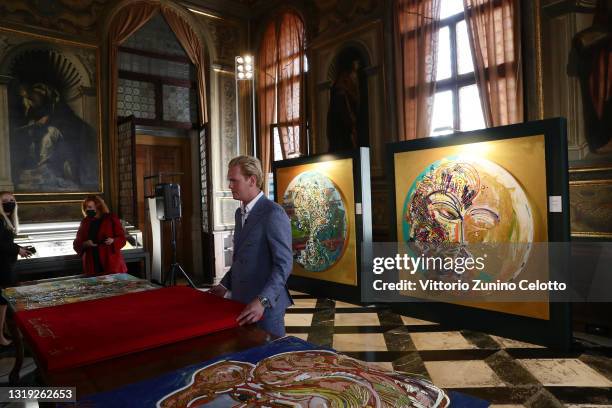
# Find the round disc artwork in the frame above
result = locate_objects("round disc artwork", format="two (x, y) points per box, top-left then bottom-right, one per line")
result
(282, 171), (348, 272)
(402, 155), (534, 281)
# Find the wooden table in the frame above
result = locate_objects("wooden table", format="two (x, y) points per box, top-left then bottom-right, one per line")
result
(42, 325), (271, 398)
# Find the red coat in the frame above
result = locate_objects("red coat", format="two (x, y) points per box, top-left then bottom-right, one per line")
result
(73, 214), (128, 275)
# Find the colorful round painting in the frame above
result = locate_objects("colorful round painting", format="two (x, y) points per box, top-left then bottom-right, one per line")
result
(282, 171), (348, 272)
(402, 155), (534, 281)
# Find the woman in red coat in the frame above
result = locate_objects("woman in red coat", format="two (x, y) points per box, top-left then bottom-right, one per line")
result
(73, 195), (127, 275)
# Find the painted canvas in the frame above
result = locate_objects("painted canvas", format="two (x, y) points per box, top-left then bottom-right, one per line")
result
(394, 134), (550, 320)
(283, 171), (348, 272)
(2, 273), (158, 312)
(276, 157), (357, 286)
(75, 336), (462, 408)
(0, 28), (101, 195)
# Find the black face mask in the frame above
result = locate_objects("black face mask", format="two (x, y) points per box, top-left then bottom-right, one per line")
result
(86, 209), (97, 218)
(2, 202), (16, 214)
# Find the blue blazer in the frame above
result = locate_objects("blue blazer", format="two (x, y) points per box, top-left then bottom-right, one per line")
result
(220, 195), (294, 316)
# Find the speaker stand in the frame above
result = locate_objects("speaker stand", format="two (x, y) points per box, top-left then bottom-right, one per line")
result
(163, 218), (195, 288)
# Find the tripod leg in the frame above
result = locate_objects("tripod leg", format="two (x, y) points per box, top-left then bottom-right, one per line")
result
(177, 264), (196, 288)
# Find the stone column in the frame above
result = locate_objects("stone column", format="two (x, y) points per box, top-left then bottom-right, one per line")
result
(0, 76), (14, 191)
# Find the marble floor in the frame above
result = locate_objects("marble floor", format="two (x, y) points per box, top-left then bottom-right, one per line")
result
(286, 290), (612, 407)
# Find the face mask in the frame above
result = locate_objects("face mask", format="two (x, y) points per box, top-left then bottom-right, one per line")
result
(86, 209), (97, 218)
(2, 202), (16, 213)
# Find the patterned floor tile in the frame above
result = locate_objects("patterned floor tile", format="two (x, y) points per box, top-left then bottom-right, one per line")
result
(285, 313), (313, 327)
(401, 315), (438, 326)
(334, 301), (362, 308)
(290, 298), (318, 308)
(491, 335), (546, 349)
(335, 312), (380, 326)
(410, 331), (478, 351)
(425, 360), (506, 388)
(333, 333), (388, 351)
(518, 359), (612, 387)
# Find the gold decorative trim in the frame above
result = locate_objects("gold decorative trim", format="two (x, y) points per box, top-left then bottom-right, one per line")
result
(571, 231), (612, 238)
(213, 68), (235, 75)
(0, 26), (97, 49)
(534, 0), (544, 120)
(569, 179), (612, 186)
(569, 165), (612, 173)
(19, 200), (82, 205)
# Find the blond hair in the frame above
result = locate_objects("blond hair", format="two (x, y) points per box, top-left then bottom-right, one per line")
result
(0, 191), (19, 234)
(81, 195), (110, 217)
(228, 155), (264, 189)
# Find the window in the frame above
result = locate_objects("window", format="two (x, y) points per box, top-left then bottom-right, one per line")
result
(258, 11), (306, 165)
(430, 0), (485, 136)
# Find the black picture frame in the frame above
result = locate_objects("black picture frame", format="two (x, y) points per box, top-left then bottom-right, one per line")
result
(273, 147), (373, 303)
(386, 118), (572, 350)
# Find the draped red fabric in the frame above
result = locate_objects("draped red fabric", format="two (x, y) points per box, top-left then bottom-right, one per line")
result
(108, 2), (159, 208)
(15, 287), (245, 371)
(108, 2), (208, 207)
(395, 0), (441, 140)
(463, 0), (523, 126)
(257, 22), (277, 194)
(277, 12), (306, 158)
(257, 11), (306, 193)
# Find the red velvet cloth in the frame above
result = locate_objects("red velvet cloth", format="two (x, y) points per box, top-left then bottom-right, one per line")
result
(15, 287), (245, 371)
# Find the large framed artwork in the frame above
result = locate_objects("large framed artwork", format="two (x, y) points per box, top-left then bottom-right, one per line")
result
(0, 27), (102, 199)
(273, 148), (372, 302)
(387, 118), (571, 349)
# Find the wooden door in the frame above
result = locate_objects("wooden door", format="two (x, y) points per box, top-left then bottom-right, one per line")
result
(135, 135), (193, 279)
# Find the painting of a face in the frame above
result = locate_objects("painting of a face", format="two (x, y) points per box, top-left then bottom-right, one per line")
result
(403, 156), (534, 245)
(401, 155), (534, 282)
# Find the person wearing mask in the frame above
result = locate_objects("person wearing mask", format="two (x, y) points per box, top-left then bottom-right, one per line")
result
(0, 192), (32, 347)
(209, 156), (294, 338)
(73, 195), (127, 275)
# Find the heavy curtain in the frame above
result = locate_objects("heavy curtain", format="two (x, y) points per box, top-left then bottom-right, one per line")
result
(463, 0), (523, 126)
(395, 0), (441, 140)
(257, 11), (306, 193)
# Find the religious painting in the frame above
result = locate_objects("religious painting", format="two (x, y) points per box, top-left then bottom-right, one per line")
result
(0, 27), (102, 195)
(273, 149), (372, 296)
(569, 178), (612, 238)
(77, 336), (461, 408)
(388, 119), (572, 348)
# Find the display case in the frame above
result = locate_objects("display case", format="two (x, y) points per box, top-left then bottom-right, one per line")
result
(14, 222), (149, 282)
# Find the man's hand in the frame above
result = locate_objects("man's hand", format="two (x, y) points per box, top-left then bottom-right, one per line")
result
(104, 237), (115, 245)
(236, 298), (265, 326)
(208, 284), (227, 297)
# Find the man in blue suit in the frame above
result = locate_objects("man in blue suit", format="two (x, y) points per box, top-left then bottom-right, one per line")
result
(209, 155), (293, 337)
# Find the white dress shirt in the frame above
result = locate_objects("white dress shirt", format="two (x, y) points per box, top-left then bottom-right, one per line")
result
(241, 191), (263, 228)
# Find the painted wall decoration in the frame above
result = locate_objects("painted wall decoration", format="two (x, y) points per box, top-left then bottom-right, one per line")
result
(393, 134), (550, 320)
(276, 157), (358, 286)
(282, 171), (348, 272)
(0, 28), (101, 196)
(77, 337), (457, 408)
